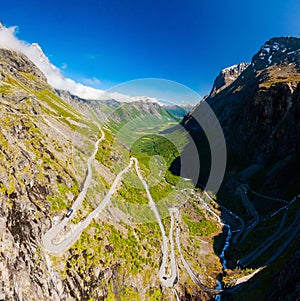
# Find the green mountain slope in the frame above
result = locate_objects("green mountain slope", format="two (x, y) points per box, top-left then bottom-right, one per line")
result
(0, 48), (223, 301)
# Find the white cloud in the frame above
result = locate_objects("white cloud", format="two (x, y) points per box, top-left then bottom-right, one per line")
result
(61, 63), (68, 70)
(0, 24), (134, 102)
(82, 76), (101, 87)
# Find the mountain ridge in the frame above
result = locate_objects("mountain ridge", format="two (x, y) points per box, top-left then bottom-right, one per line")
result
(181, 36), (300, 300)
(183, 37), (300, 193)
(209, 62), (250, 97)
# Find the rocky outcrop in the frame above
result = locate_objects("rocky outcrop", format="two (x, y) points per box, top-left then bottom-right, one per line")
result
(252, 37), (300, 70)
(209, 63), (250, 97)
(0, 49), (74, 300)
(0, 48), (47, 83)
(182, 37), (300, 197)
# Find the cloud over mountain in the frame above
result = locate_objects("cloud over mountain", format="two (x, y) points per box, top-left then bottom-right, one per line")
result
(0, 24), (132, 101)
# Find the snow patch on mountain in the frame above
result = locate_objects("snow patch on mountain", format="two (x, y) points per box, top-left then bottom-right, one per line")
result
(253, 37), (300, 69)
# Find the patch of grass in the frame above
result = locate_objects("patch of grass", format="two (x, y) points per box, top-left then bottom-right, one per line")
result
(118, 172), (148, 204)
(119, 286), (140, 301)
(131, 130), (187, 187)
(20, 71), (39, 83)
(259, 73), (300, 89)
(63, 219), (163, 296)
(149, 181), (173, 202)
(182, 214), (218, 237)
(144, 288), (163, 301)
(95, 128), (114, 168)
(0, 84), (12, 94)
(131, 134), (179, 165)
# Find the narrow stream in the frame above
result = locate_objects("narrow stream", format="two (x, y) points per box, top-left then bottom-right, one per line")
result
(215, 224), (232, 300)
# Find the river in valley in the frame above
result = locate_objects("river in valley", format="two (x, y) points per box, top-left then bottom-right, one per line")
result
(215, 224), (232, 300)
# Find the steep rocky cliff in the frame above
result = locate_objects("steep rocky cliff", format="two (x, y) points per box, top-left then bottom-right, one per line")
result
(0, 48), (83, 300)
(183, 37), (300, 198)
(209, 62), (250, 97)
(182, 37), (300, 300)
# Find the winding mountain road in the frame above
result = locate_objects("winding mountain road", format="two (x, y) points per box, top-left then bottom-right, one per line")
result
(171, 207), (222, 294)
(239, 196), (300, 267)
(237, 185), (259, 243)
(43, 146), (179, 287)
(244, 184), (289, 204)
(134, 168), (222, 293)
(133, 158), (178, 287)
(201, 189), (245, 232)
(42, 128), (136, 253)
(42, 128), (225, 294)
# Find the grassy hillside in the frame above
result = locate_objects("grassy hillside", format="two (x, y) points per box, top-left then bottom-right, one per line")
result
(0, 49), (223, 301)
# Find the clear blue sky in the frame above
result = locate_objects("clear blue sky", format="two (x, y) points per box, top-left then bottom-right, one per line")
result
(1, 0), (300, 99)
